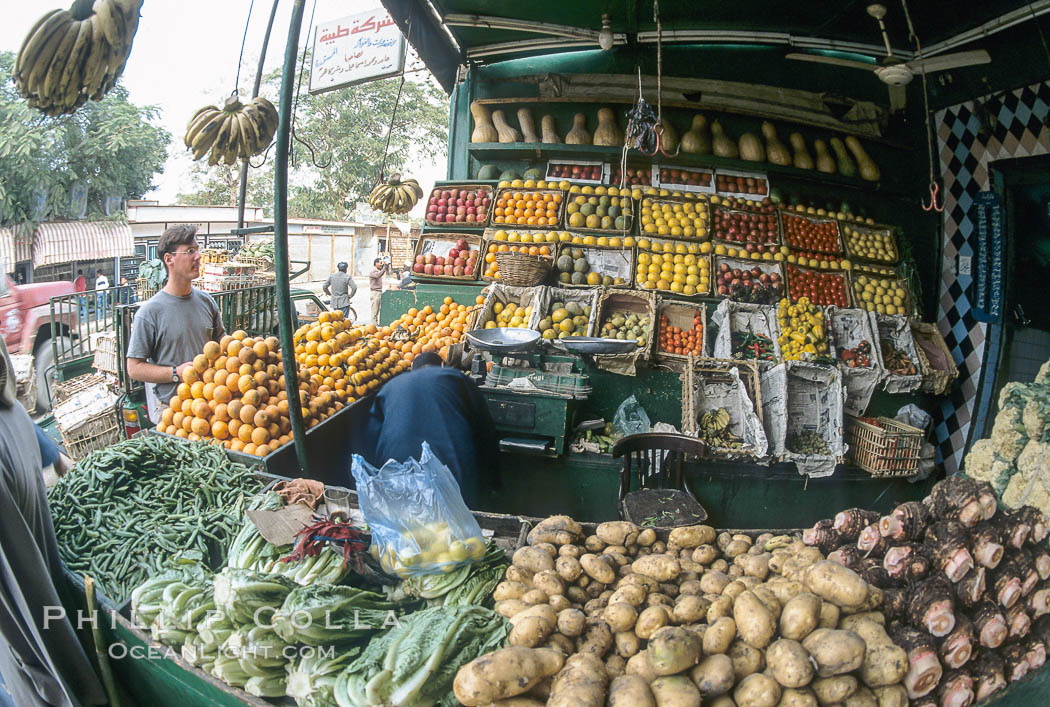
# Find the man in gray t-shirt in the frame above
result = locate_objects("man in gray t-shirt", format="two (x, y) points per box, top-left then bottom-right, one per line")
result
(126, 225), (225, 422)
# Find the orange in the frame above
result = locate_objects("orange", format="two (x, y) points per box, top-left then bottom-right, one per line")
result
(172, 411), (185, 429)
(232, 330), (247, 341)
(228, 418), (241, 437)
(203, 341), (221, 360)
(202, 382), (216, 401)
(239, 404), (258, 425)
(225, 357), (241, 373)
(211, 420), (229, 439)
(202, 368), (215, 384)
(191, 417), (210, 436)
(191, 399), (210, 419)
(214, 402), (230, 422)
(213, 385), (232, 404)
(176, 383), (191, 400)
(237, 374), (255, 394)
(227, 398), (243, 419)
(238, 424), (253, 443)
(265, 336), (279, 352)
(255, 444), (271, 457)
(243, 442), (257, 456)
(190, 381), (205, 399)
(238, 363), (254, 377)
(192, 354), (209, 373)
(181, 398), (193, 414)
(251, 427), (270, 446)
(229, 439), (245, 452)
(175, 428), (188, 439)
(253, 341), (268, 360)
(161, 408), (175, 426)
(182, 367), (200, 385)
(226, 340), (243, 358)
(218, 335), (234, 352)
(253, 410), (270, 428)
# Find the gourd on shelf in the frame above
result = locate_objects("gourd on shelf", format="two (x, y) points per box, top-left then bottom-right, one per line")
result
(491, 110), (522, 143)
(762, 122), (791, 166)
(738, 132), (766, 162)
(565, 113), (592, 145)
(829, 137), (857, 178)
(470, 101), (498, 143)
(789, 133), (814, 170)
(540, 115), (561, 144)
(592, 107), (624, 147)
(658, 117), (679, 153)
(711, 120), (738, 158)
(680, 114), (712, 155)
(845, 136), (880, 181)
(813, 139), (837, 174)
(517, 107), (540, 143)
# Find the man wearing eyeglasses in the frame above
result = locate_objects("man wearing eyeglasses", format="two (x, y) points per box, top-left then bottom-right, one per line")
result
(126, 225), (225, 423)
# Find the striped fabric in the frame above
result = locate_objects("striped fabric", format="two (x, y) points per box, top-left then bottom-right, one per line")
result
(32, 221), (134, 267)
(0, 226), (34, 268)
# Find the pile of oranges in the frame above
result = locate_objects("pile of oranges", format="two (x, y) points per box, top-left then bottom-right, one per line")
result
(376, 296), (481, 361)
(491, 190), (563, 227)
(482, 242), (553, 280)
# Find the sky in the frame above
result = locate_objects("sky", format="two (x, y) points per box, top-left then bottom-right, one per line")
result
(0, 1), (447, 215)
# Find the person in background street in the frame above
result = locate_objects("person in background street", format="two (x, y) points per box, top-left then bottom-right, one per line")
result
(362, 352), (499, 509)
(94, 269), (109, 323)
(369, 257), (388, 324)
(126, 225), (225, 424)
(73, 269), (86, 322)
(117, 275), (135, 305)
(398, 267), (415, 290)
(0, 338), (107, 706)
(323, 261), (357, 320)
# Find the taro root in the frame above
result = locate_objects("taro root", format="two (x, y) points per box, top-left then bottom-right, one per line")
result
(1019, 505), (1048, 543)
(1036, 614), (1050, 644)
(928, 475), (983, 528)
(1005, 602), (1031, 639)
(954, 568), (986, 609)
(907, 576), (956, 637)
(888, 622), (943, 699)
(1027, 582), (1050, 618)
(880, 501), (930, 542)
(857, 557), (894, 588)
(1000, 509), (1032, 549)
(882, 587), (908, 622)
(833, 508), (880, 543)
(988, 558), (1024, 609)
(1033, 548), (1050, 580)
(935, 668), (974, 707)
(1000, 641), (1030, 682)
(1011, 548), (1040, 596)
(911, 698), (938, 707)
(828, 545), (863, 570)
(883, 543), (930, 582)
(971, 651), (1006, 700)
(973, 481), (998, 521)
(969, 521), (1004, 569)
(924, 521), (974, 583)
(937, 615), (976, 669)
(973, 596), (1008, 649)
(857, 523), (890, 556)
(802, 519), (841, 555)
(1024, 635), (1046, 670)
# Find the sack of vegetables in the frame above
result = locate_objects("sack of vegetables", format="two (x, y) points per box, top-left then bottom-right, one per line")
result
(351, 442), (487, 578)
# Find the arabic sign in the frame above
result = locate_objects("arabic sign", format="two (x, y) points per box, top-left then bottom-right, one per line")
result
(309, 10), (405, 94)
(971, 190), (1004, 323)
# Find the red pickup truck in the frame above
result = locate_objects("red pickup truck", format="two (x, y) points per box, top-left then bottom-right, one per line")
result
(0, 275), (77, 411)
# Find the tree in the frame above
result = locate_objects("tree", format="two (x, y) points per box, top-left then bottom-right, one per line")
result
(0, 51), (171, 226)
(176, 69), (448, 220)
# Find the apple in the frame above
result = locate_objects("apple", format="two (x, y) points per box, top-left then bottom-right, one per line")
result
(448, 248), (459, 260)
(435, 256), (445, 267)
(423, 264), (434, 275)
(424, 253), (435, 265)
(453, 266), (464, 276)
(412, 263), (424, 273)
(443, 265), (454, 275)
(415, 254), (425, 264)
(464, 266), (474, 276)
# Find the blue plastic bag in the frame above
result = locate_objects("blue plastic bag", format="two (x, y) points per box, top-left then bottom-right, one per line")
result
(351, 442), (486, 577)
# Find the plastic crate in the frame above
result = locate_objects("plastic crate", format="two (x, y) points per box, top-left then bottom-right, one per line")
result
(845, 415), (923, 477)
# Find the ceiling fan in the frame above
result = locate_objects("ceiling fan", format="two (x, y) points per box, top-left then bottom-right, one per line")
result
(786, 3), (990, 111)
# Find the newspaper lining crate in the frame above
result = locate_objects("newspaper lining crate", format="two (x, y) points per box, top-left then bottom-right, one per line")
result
(553, 243), (634, 288)
(91, 331), (119, 374)
(55, 373), (109, 403)
(845, 415), (923, 477)
(10, 354), (35, 411)
(654, 299), (707, 365)
(564, 187), (636, 235)
(61, 411), (123, 461)
(681, 357), (765, 461)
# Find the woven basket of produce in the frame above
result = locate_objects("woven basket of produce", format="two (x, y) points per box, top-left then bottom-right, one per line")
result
(493, 251), (552, 287)
(845, 415), (923, 477)
(910, 321), (959, 395)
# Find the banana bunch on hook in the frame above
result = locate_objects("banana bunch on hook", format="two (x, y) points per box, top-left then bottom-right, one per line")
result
(184, 94), (279, 166)
(15, 0), (143, 116)
(368, 174), (424, 215)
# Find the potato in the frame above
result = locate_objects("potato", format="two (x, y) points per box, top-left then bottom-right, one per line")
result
(496, 599), (527, 618)
(595, 521), (640, 547)
(528, 676), (553, 700)
(585, 582), (606, 599)
(724, 539), (752, 559)
(509, 615), (556, 648)
(528, 515), (584, 546)
(608, 675), (656, 707)
(750, 586), (781, 620)
(728, 566), (744, 579)
(733, 591), (777, 649)
(510, 604), (558, 627)
(585, 535), (606, 552)
(679, 579), (703, 596)
(691, 654), (735, 697)
(506, 566), (532, 585)
(652, 541), (667, 553)
(621, 573), (661, 593)
(513, 546), (556, 577)
(626, 651), (657, 682)
(557, 608), (587, 637)
(871, 684), (907, 707)
(692, 544), (720, 565)
(703, 616), (737, 654)
(546, 632), (575, 655)
(669, 525), (717, 549)
(635, 605), (671, 640)
(680, 561), (703, 575)
(581, 554), (617, 584)
(859, 643), (907, 688)
(578, 619), (614, 657)
(549, 594), (571, 612)
(648, 626), (702, 676)
(651, 675), (702, 707)
(633, 554), (682, 582)
(637, 528), (658, 547)
(660, 582), (680, 598)
(532, 570), (566, 597)
(605, 654), (627, 679)
(837, 616), (887, 645)
(700, 571), (731, 595)
(766, 639), (815, 688)
(709, 697), (737, 707)
(767, 579), (805, 607)
(453, 646), (564, 706)
(778, 592), (822, 641)
(636, 546), (652, 557)
(810, 675), (857, 705)
(707, 595), (734, 623)
(585, 598), (607, 616)
(576, 574), (591, 589)
(609, 584), (647, 607)
(711, 559), (730, 573)
(534, 542), (558, 558)
(729, 640), (766, 679)
(803, 562), (869, 609)
(738, 576), (761, 590)
(605, 551), (630, 568)
(777, 688), (818, 707)
(522, 589), (549, 606)
(559, 543), (583, 558)
(841, 586), (883, 615)
(603, 603), (639, 633)
(494, 581), (530, 602)
(739, 553), (771, 580)
(489, 698), (545, 707)
(673, 594), (709, 624)
(566, 586), (588, 604)
(647, 593), (674, 609)
(842, 686), (877, 707)
(615, 630), (640, 658)
(548, 652), (609, 707)
(604, 544), (630, 555)
(723, 580), (747, 599)
(817, 602), (839, 630)
(734, 672), (782, 707)
(801, 629), (866, 677)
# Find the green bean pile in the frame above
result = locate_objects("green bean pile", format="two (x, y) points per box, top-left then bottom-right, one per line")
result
(48, 435), (262, 604)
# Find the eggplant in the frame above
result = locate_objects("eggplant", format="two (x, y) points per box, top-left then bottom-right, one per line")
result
(935, 668), (974, 707)
(1000, 641), (1030, 682)
(969, 520), (1004, 569)
(1006, 601), (1032, 639)
(971, 651), (1006, 701)
(938, 615), (976, 669)
(908, 576), (957, 637)
(833, 507), (880, 542)
(880, 500), (930, 542)
(925, 521), (975, 582)
(889, 622), (944, 699)
(973, 595), (1008, 648)
(955, 567), (987, 609)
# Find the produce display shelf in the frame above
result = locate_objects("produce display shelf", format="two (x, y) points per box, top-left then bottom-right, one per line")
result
(423, 182), (495, 229)
(410, 232), (484, 283)
(783, 262), (854, 308)
(777, 209), (845, 255)
(491, 187), (567, 230)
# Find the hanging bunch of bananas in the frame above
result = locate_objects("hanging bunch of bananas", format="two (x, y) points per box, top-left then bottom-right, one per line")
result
(698, 407), (743, 449)
(183, 95), (279, 166)
(15, 0), (143, 116)
(368, 174), (424, 215)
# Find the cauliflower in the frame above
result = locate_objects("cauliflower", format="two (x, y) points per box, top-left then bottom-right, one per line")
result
(964, 439), (997, 478)
(991, 406), (1029, 462)
(1002, 473), (1050, 518)
(999, 381), (1032, 411)
(1016, 439), (1050, 480)
(1037, 359), (1050, 385)
(1023, 398), (1050, 441)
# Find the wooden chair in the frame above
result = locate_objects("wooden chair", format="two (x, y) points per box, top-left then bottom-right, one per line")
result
(612, 433), (709, 526)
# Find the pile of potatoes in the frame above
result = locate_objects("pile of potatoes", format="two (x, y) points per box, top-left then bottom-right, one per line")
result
(453, 516), (911, 707)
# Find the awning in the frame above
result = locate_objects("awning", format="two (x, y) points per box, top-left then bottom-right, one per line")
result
(0, 225), (34, 268)
(32, 221), (134, 267)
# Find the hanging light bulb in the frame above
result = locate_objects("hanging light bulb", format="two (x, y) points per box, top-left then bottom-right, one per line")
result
(598, 14), (614, 50)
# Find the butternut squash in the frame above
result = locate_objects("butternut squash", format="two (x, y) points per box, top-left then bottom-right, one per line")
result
(813, 139), (836, 174)
(762, 122), (791, 166)
(470, 101), (498, 143)
(738, 132), (766, 162)
(659, 118), (679, 153)
(844, 136), (881, 181)
(789, 133), (814, 170)
(565, 113), (591, 145)
(711, 121), (738, 158)
(517, 108), (540, 143)
(593, 107), (624, 147)
(829, 138), (857, 178)
(491, 110), (522, 143)
(680, 114), (712, 155)
(541, 115), (561, 144)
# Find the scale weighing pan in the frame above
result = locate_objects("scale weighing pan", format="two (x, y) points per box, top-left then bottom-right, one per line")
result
(465, 327), (540, 354)
(551, 337), (639, 355)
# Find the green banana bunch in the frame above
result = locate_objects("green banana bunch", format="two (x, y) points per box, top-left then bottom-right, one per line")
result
(698, 407), (743, 448)
(184, 95), (278, 166)
(368, 174), (424, 215)
(15, 0), (143, 116)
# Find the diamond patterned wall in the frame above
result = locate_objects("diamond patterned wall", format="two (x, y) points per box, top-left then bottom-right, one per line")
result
(934, 81), (1050, 472)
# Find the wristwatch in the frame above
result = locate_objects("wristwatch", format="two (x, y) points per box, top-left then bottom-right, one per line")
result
(171, 366), (179, 383)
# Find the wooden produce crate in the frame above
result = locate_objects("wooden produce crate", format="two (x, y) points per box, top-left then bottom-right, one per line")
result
(840, 221), (900, 265)
(911, 321), (959, 395)
(475, 283), (545, 332)
(714, 169), (770, 199)
(539, 287), (599, 341)
(553, 243), (634, 288)
(135, 277), (160, 301)
(780, 361), (846, 467)
(409, 232), (483, 283)
(712, 256), (785, 304)
(480, 229), (558, 282)
(91, 331), (119, 375)
(778, 209), (844, 255)
(654, 300), (707, 367)
(55, 373), (109, 403)
(635, 237), (712, 298)
(639, 195), (711, 241)
(546, 159), (607, 184)
(682, 358), (765, 460)
(594, 289), (656, 358)
(710, 299), (782, 366)
(424, 182), (494, 228)
(9, 354), (35, 411)
(232, 255), (273, 271)
(876, 314), (923, 393)
(784, 262), (853, 308)
(654, 164), (715, 193)
(61, 411), (123, 461)
(610, 163), (654, 188)
(710, 204), (780, 251)
(491, 187), (566, 229)
(845, 415), (923, 477)
(564, 187), (636, 235)
(850, 267), (911, 317)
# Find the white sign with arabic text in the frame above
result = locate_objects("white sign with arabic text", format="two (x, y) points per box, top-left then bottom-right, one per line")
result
(309, 10), (405, 94)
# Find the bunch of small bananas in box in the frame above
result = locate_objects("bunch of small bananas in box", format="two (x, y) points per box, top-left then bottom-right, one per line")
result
(698, 407), (743, 449)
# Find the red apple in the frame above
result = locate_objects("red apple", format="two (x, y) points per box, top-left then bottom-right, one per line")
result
(448, 248), (459, 260)
(453, 266), (464, 276)
(424, 253), (435, 265)
(424, 264), (434, 275)
(412, 263), (424, 273)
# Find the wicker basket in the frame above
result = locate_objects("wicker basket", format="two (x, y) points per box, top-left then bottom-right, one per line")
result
(910, 321), (959, 395)
(493, 251), (552, 286)
(10, 354), (36, 411)
(235, 255), (274, 271)
(135, 277), (160, 301)
(60, 409), (122, 461)
(845, 415), (923, 477)
(92, 332), (119, 374)
(55, 373), (109, 403)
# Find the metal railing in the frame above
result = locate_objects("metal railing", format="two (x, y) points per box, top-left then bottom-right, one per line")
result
(48, 285), (137, 379)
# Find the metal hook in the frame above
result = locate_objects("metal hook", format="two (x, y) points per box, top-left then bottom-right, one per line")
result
(922, 181), (944, 212)
(656, 123), (680, 158)
(638, 128), (661, 157)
